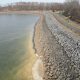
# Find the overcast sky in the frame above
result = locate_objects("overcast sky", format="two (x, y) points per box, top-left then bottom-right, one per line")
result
(0, 0), (65, 5)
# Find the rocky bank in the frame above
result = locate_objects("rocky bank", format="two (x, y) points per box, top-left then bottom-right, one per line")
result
(34, 11), (80, 80)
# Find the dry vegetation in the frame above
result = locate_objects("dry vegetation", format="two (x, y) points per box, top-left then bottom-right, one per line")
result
(63, 0), (80, 23)
(0, 0), (80, 23)
(0, 2), (63, 11)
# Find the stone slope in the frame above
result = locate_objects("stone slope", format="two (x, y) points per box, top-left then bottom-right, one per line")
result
(34, 11), (80, 80)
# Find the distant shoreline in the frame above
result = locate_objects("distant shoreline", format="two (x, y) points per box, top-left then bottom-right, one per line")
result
(0, 11), (42, 16)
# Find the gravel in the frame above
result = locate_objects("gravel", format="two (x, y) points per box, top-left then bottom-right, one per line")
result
(34, 11), (80, 80)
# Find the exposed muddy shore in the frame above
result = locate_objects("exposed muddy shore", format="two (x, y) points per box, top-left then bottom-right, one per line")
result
(32, 13), (44, 80)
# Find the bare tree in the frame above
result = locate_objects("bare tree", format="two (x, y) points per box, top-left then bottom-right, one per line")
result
(63, 0), (80, 22)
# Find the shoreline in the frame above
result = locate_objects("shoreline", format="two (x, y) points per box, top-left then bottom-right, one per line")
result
(14, 15), (41, 80)
(0, 11), (43, 16)
(32, 55), (43, 80)
(32, 12), (44, 80)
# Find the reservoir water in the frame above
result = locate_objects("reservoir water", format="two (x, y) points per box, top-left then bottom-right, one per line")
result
(0, 14), (39, 80)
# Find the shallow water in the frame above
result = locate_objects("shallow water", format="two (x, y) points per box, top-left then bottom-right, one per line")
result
(0, 14), (39, 80)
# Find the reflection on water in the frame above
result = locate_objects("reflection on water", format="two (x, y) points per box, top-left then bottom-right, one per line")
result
(0, 14), (39, 80)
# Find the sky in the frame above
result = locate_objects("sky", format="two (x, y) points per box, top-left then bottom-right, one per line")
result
(0, 0), (65, 6)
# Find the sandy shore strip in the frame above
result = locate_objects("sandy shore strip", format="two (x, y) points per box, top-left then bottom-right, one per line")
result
(32, 13), (44, 80)
(32, 54), (43, 80)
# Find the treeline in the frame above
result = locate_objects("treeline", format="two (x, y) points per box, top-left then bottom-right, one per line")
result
(63, 0), (80, 23)
(0, 2), (63, 11)
(0, 1), (80, 23)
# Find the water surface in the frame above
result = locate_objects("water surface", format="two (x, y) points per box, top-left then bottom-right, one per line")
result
(0, 14), (39, 80)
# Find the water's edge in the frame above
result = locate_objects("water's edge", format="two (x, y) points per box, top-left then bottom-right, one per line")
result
(32, 15), (43, 80)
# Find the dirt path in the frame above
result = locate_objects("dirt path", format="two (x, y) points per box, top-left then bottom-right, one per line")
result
(52, 12), (80, 36)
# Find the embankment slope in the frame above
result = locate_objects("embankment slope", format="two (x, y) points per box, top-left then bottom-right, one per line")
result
(34, 11), (80, 80)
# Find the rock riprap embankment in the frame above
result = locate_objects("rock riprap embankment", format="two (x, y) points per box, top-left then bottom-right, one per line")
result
(34, 12), (80, 80)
